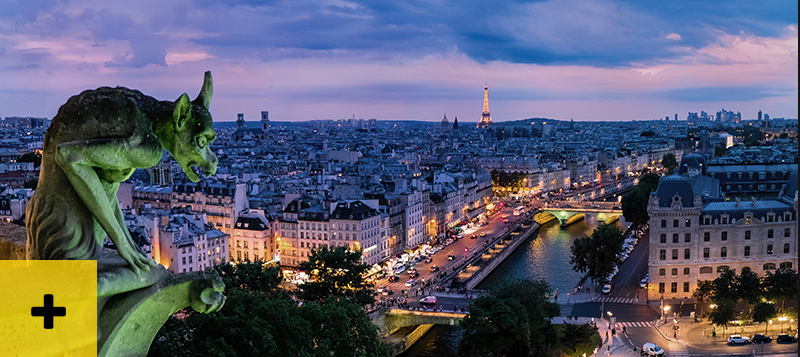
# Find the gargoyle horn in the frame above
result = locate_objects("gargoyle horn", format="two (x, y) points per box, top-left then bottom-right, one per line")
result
(195, 71), (213, 109)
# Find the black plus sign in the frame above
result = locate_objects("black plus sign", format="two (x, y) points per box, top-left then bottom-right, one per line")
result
(31, 294), (66, 329)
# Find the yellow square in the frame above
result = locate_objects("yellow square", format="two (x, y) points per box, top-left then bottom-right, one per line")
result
(0, 260), (97, 356)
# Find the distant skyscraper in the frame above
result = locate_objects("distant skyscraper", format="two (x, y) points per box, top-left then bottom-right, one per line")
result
(675, 114), (678, 121)
(440, 113), (450, 131)
(236, 113), (245, 130)
(758, 109), (762, 121)
(477, 84), (492, 128)
(453, 116), (459, 130)
(261, 111), (269, 131)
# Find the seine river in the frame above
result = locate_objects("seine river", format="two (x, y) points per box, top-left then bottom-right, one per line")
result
(400, 217), (621, 357)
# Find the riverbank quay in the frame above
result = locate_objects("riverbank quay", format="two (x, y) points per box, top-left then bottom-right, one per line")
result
(445, 208), (552, 289)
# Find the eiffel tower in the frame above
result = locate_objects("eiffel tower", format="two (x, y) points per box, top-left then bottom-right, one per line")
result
(477, 84), (492, 128)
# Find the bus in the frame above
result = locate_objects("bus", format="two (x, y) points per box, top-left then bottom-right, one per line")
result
(513, 206), (524, 216)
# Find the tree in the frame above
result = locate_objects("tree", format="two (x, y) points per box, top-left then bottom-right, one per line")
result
(459, 295), (531, 357)
(621, 173), (659, 226)
(763, 268), (798, 310)
(17, 152), (41, 168)
(735, 269), (763, 304)
(640, 130), (655, 137)
(489, 278), (560, 352)
(779, 132), (789, 139)
(213, 260), (283, 295)
(710, 269), (739, 305)
(560, 322), (598, 354)
(23, 177), (38, 189)
(661, 153), (677, 174)
(752, 302), (777, 335)
(692, 280), (714, 319)
(569, 224), (624, 285)
(708, 302), (736, 331)
(297, 246), (375, 306)
(714, 145), (726, 157)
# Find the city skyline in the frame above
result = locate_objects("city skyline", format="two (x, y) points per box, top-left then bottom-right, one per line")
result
(0, 0), (797, 122)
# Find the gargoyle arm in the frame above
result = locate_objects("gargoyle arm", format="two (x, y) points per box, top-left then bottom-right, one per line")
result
(56, 137), (158, 275)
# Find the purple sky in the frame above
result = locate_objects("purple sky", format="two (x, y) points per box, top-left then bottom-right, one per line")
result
(0, 0), (796, 122)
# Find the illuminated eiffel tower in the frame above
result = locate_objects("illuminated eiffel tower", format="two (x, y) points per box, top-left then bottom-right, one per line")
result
(477, 84), (492, 128)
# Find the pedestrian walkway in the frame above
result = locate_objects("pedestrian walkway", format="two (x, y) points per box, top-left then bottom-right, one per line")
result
(666, 340), (688, 357)
(613, 321), (653, 328)
(590, 296), (640, 304)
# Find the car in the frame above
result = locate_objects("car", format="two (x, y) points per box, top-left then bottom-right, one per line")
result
(430, 265), (439, 272)
(728, 335), (751, 345)
(387, 275), (399, 283)
(479, 232), (486, 237)
(448, 254), (455, 260)
(503, 219), (509, 223)
(407, 269), (417, 275)
(470, 234), (477, 239)
(424, 257), (433, 263)
(405, 279), (417, 287)
(602, 284), (612, 294)
(394, 265), (406, 274)
(382, 289), (394, 296)
(751, 334), (772, 343)
(639, 278), (648, 288)
(408, 271), (419, 278)
(776, 334), (797, 343)
(640, 342), (664, 356)
(419, 296), (437, 305)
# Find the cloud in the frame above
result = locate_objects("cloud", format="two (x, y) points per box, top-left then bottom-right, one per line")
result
(666, 33), (682, 41)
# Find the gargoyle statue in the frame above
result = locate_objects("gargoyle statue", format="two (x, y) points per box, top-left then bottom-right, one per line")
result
(26, 71), (218, 277)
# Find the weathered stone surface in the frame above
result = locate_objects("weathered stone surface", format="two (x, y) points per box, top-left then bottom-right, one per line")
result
(0, 220), (27, 259)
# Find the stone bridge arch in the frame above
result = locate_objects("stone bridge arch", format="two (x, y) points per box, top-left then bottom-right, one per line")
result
(370, 308), (466, 335)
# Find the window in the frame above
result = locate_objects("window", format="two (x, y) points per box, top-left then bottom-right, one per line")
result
(659, 268), (665, 276)
(784, 243), (790, 254)
(660, 250), (666, 260)
(685, 219), (691, 227)
(744, 246), (750, 256)
(673, 234), (679, 243)
(671, 268), (678, 276)
(722, 217), (728, 224)
(660, 234), (666, 244)
(685, 233), (691, 243)
(766, 244), (774, 254)
(659, 283), (665, 293)
(717, 265), (730, 273)
(683, 282), (690, 292)
(745, 230), (751, 240)
(683, 267), (690, 275)
(684, 249), (690, 259)
(673, 220), (679, 228)
(672, 249), (678, 260)
(768, 229), (774, 238)
(721, 232), (727, 241)
(704, 217), (710, 225)
(780, 262), (793, 270)
(785, 228), (791, 237)
(704, 232), (710, 242)
(720, 247), (727, 258)
(661, 220), (667, 228)
(763, 263), (776, 270)
(671, 282), (678, 293)
(703, 248), (710, 258)
(699, 266), (713, 274)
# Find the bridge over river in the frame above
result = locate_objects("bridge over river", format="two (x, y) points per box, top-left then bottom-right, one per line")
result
(537, 201), (626, 228)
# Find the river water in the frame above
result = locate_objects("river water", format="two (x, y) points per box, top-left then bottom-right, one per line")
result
(400, 217), (621, 357)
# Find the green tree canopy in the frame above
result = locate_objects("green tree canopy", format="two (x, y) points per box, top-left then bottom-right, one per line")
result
(560, 322), (598, 354)
(213, 260), (283, 295)
(570, 224), (624, 284)
(763, 268), (798, 309)
(714, 145), (726, 157)
(458, 295), (531, 357)
(17, 152), (41, 168)
(297, 246), (375, 306)
(735, 269), (763, 304)
(640, 130), (655, 137)
(751, 302), (777, 335)
(661, 153), (677, 174)
(488, 278), (560, 352)
(710, 269), (739, 304)
(708, 301), (736, 328)
(692, 280), (714, 317)
(621, 173), (659, 226)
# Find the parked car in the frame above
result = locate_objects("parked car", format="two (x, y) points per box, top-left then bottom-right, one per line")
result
(639, 278), (648, 288)
(382, 289), (394, 296)
(420, 296), (437, 305)
(728, 335), (751, 345)
(776, 334), (797, 343)
(602, 284), (612, 294)
(405, 279), (417, 287)
(751, 334), (771, 343)
(429, 265), (439, 272)
(479, 232), (486, 237)
(640, 342), (664, 356)
(448, 254), (455, 260)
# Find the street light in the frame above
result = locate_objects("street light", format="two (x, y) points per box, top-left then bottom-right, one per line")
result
(663, 306), (670, 325)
